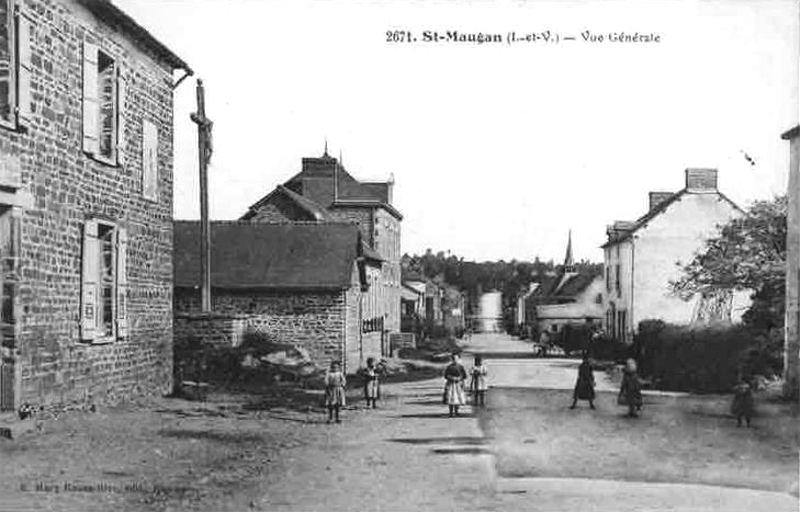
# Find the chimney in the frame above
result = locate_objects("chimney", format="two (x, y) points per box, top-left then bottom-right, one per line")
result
(648, 191), (673, 212)
(685, 168), (718, 192)
(387, 173), (395, 204)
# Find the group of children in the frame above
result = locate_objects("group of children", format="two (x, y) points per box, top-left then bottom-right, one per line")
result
(327, 352), (756, 427)
(323, 357), (385, 424)
(442, 352), (488, 417)
(324, 352), (490, 423)
(570, 355), (756, 426)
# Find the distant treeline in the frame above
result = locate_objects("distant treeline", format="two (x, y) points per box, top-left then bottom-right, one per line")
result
(401, 249), (603, 322)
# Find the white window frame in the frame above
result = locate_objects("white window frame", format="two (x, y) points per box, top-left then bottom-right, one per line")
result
(83, 42), (123, 167)
(81, 218), (127, 344)
(0, 0), (32, 132)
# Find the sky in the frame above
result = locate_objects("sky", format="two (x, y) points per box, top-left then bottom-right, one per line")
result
(115, 0), (798, 264)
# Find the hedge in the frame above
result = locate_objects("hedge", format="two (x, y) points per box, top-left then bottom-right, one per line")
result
(634, 320), (783, 393)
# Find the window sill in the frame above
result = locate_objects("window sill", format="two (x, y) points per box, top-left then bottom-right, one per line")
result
(79, 337), (115, 346)
(0, 120), (27, 134)
(86, 152), (119, 168)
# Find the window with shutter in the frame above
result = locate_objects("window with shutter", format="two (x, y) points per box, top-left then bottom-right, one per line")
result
(98, 224), (115, 338)
(97, 51), (116, 161)
(81, 219), (100, 341)
(81, 219), (123, 343)
(116, 64), (125, 164)
(0, 0), (32, 132)
(0, 0), (13, 127)
(15, 4), (31, 129)
(82, 42), (119, 165)
(115, 228), (127, 339)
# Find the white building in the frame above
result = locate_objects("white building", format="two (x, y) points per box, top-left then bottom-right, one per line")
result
(602, 168), (750, 343)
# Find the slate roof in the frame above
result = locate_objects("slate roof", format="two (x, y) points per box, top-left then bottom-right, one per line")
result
(240, 185), (334, 221)
(601, 189), (742, 248)
(555, 272), (601, 298)
(174, 221), (375, 290)
(285, 154), (403, 220)
(531, 272), (600, 305)
(242, 155), (402, 221)
(78, 1), (191, 72)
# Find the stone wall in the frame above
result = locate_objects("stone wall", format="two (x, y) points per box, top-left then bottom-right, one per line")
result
(5, 0), (178, 409)
(328, 207), (374, 245)
(174, 313), (244, 350)
(175, 288), (351, 372)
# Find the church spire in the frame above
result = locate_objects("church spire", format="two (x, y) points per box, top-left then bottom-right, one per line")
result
(564, 229), (575, 272)
(323, 137), (329, 157)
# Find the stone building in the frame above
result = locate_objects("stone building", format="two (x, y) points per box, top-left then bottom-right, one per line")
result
(173, 221), (383, 374)
(0, 0), (191, 410)
(240, 150), (402, 350)
(601, 169), (750, 343)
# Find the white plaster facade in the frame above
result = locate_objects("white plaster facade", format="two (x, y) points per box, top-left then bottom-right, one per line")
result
(603, 169), (748, 343)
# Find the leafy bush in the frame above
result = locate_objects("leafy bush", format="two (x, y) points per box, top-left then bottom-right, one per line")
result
(589, 334), (631, 363)
(634, 320), (783, 393)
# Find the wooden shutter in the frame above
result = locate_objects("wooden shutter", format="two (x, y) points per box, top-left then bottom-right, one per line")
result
(81, 41), (98, 154)
(81, 219), (99, 341)
(115, 227), (127, 339)
(142, 120), (158, 201)
(15, 4), (32, 129)
(115, 64), (125, 166)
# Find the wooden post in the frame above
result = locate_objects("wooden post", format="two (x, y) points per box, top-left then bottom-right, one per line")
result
(191, 79), (212, 312)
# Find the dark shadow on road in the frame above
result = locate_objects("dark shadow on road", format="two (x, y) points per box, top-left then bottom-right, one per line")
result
(431, 447), (492, 455)
(389, 436), (486, 445)
(404, 399), (448, 406)
(159, 429), (264, 444)
(394, 412), (475, 419)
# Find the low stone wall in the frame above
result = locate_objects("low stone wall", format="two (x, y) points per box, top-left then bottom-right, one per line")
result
(174, 313), (245, 350)
(174, 288), (350, 372)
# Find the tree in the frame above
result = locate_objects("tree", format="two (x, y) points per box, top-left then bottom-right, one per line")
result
(670, 195), (793, 396)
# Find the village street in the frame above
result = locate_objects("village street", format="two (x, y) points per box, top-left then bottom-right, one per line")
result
(1, 332), (797, 512)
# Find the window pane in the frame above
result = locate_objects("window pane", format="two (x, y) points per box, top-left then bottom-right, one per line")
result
(97, 53), (116, 159)
(101, 285), (113, 337)
(0, 1), (11, 122)
(1, 283), (12, 324)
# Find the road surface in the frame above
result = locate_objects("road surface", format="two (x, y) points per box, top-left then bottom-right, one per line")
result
(460, 332), (798, 512)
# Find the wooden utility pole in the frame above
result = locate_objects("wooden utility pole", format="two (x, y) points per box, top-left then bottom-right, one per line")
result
(191, 79), (213, 311)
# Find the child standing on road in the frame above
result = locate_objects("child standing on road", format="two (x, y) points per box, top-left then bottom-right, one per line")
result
(325, 361), (346, 424)
(570, 352), (596, 410)
(731, 377), (754, 428)
(443, 352), (467, 417)
(362, 357), (381, 409)
(470, 355), (488, 407)
(618, 358), (643, 418)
